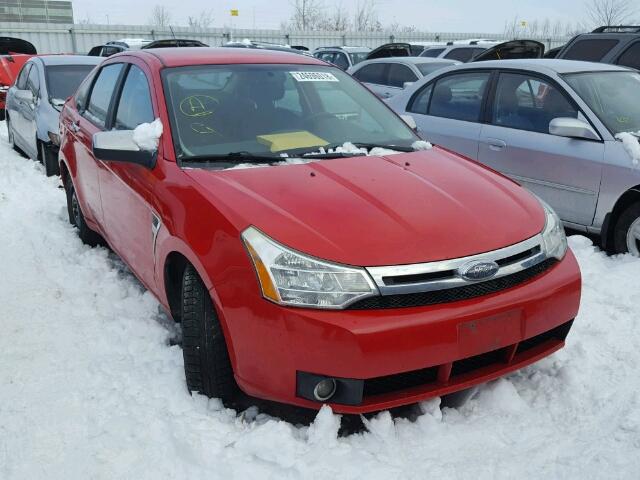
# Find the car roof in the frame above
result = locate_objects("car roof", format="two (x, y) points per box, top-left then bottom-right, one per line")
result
(443, 58), (631, 74)
(316, 46), (370, 52)
(34, 55), (102, 66)
(124, 47), (325, 67)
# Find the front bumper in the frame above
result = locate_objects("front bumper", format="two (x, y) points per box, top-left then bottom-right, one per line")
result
(216, 250), (581, 414)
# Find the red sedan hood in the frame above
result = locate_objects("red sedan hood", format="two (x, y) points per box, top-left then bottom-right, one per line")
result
(184, 148), (545, 266)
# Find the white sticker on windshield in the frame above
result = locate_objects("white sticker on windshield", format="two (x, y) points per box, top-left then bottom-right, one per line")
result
(290, 71), (339, 82)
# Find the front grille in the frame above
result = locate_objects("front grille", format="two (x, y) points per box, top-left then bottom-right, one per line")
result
(363, 366), (438, 398)
(349, 258), (557, 310)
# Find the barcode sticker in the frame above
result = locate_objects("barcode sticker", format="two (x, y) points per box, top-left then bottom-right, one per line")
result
(290, 71), (339, 82)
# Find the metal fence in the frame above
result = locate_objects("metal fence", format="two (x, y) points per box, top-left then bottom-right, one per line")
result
(0, 21), (571, 54)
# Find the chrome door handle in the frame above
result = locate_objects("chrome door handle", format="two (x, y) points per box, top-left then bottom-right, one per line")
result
(486, 138), (506, 151)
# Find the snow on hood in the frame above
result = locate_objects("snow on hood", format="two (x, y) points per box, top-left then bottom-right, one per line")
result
(616, 131), (640, 167)
(227, 140), (432, 171)
(133, 118), (163, 152)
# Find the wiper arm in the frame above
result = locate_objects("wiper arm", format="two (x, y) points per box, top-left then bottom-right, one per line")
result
(301, 151), (366, 159)
(300, 142), (414, 158)
(181, 152), (283, 163)
(347, 142), (414, 152)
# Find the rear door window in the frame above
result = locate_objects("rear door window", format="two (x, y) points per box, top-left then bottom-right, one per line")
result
(408, 84), (433, 114)
(352, 63), (388, 85)
(428, 72), (490, 122)
(562, 39), (619, 61)
(421, 48), (444, 58)
(387, 63), (417, 87)
(333, 53), (349, 70)
(114, 65), (154, 130)
(492, 72), (578, 133)
(84, 63), (124, 128)
(617, 42), (640, 70)
(444, 47), (481, 62)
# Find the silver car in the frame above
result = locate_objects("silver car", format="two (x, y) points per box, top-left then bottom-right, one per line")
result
(388, 59), (640, 255)
(6, 55), (100, 176)
(347, 57), (460, 99)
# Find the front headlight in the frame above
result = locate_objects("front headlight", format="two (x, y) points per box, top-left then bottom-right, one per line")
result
(242, 227), (378, 309)
(539, 199), (568, 260)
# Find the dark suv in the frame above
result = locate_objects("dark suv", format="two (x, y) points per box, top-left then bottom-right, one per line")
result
(556, 26), (640, 70)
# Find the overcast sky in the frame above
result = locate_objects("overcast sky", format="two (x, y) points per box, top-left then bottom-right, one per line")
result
(73, 0), (589, 32)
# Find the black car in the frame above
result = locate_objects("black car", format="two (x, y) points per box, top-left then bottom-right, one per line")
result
(556, 26), (640, 69)
(141, 39), (208, 49)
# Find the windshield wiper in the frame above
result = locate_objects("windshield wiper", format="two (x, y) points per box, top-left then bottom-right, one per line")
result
(299, 142), (414, 158)
(180, 152), (283, 163)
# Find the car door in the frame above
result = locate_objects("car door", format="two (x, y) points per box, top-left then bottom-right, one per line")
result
(8, 62), (31, 148)
(405, 70), (491, 160)
(98, 62), (158, 289)
(20, 61), (40, 158)
(477, 71), (604, 227)
(70, 62), (125, 226)
(351, 62), (389, 98)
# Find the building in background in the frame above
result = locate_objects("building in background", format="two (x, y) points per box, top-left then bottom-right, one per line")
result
(0, 0), (73, 24)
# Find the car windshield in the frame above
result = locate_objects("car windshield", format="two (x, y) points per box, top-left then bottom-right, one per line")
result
(46, 64), (95, 102)
(162, 64), (418, 161)
(564, 70), (640, 135)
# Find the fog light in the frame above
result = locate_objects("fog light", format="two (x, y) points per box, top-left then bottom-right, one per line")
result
(313, 378), (337, 401)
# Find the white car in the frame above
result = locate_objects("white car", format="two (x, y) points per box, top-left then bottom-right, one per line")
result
(348, 57), (460, 99)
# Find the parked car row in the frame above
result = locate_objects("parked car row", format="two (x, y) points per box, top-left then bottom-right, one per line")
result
(4, 32), (638, 417)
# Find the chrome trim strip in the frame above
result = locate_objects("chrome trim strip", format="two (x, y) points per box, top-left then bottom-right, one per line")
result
(366, 234), (547, 295)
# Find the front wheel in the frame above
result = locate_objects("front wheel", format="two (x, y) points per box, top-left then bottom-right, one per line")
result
(613, 202), (640, 256)
(181, 264), (236, 402)
(40, 142), (60, 177)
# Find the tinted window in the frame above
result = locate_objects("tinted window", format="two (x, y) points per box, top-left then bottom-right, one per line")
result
(421, 48), (444, 58)
(85, 63), (123, 128)
(428, 72), (490, 122)
(45, 65), (95, 102)
(102, 46), (122, 57)
(333, 53), (349, 70)
(387, 64), (417, 87)
(563, 39), (619, 61)
(444, 47), (483, 62)
(617, 42), (640, 70)
(350, 52), (368, 65)
(492, 73), (578, 133)
(74, 71), (95, 112)
(353, 63), (387, 84)
(26, 64), (39, 94)
(319, 52), (335, 63)
(408, 84), (433, 114)
(114, 65), (154, 130)
(15, 63), (31, 90)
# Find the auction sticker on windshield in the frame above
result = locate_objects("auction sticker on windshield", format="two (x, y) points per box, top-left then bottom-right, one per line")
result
(290, 72), (339, 82)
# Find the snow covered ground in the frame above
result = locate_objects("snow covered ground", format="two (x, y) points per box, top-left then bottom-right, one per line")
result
(1, 121), (639, 479)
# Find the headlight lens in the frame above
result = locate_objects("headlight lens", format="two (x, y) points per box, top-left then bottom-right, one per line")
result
(539, 199), (568, 260)
(242, 227), (378, 309)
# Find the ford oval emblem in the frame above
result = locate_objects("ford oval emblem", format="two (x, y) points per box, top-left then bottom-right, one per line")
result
(459, 260), (499, 281)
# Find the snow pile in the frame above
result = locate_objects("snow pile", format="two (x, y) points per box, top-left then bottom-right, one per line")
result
(1, 121), (640, 478)
(412, 140), (432, 150)
(616, 131), (640, 167)
(132, 118), (163, 152)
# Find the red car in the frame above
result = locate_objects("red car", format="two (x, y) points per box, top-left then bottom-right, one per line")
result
(59, 48), (581, 413)
(0, 37), (37, 120)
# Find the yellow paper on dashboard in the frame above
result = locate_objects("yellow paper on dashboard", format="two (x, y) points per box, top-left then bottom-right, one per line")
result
(257, 131), (328, 153)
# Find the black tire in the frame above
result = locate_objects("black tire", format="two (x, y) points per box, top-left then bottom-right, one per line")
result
(6, 115), (19, 153)
(0, 109), (5, 121)
(40, 141), (60, 177)
(613, 202), (640, 255)
(181, 264), (236, 401)
(64, 179), (102, 246)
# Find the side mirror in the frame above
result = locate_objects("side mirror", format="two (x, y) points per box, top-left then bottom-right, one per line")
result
(15, 89), (34, 104)
(93, 130), (156, 169)
(549, 117), (600, 141)
(403, 81), (415, 89)
(400, 114), (417, 130)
